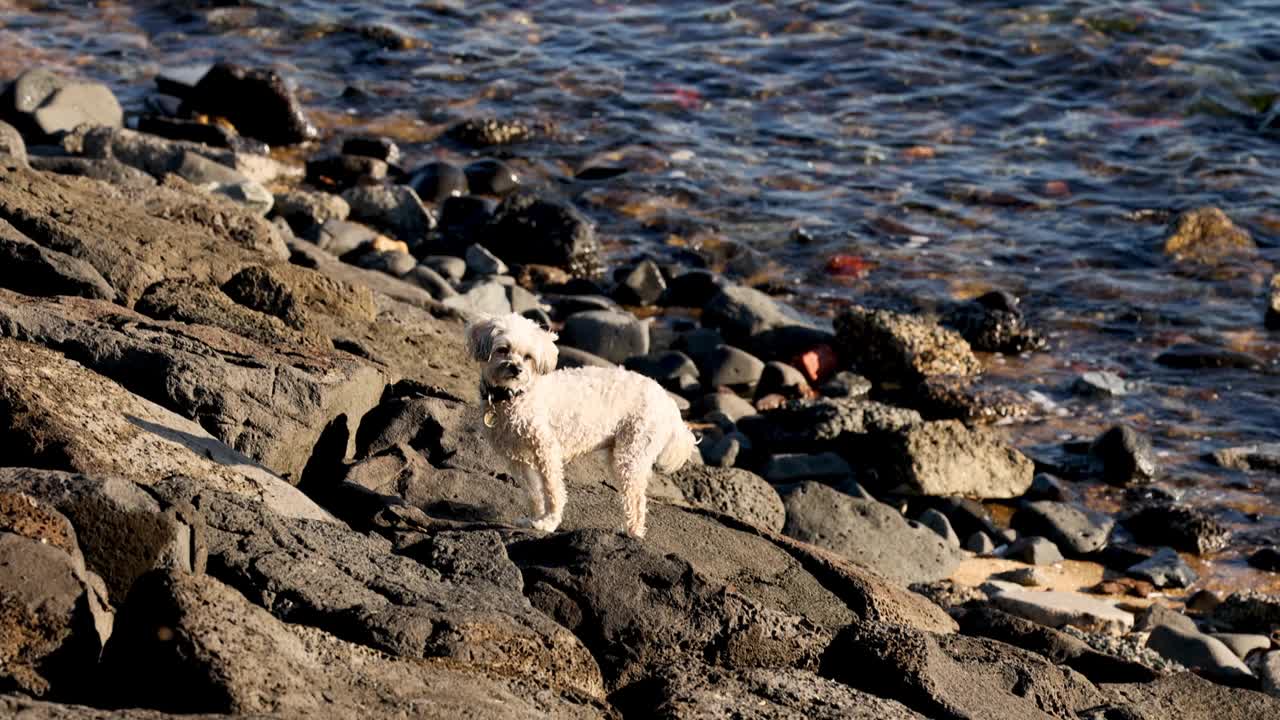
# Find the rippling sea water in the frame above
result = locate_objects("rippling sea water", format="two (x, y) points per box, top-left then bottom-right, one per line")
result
(4, 0), (1280, 587)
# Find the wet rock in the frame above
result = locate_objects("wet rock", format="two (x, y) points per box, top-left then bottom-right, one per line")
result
(449, 117), (533, 147)
(182, 62), (318, 145)
(0, 165), (286, 305)
(1122, 502), (1230, 555)
(557, 346), (615, 369)
(762, 453), (854, 485)
(101, 570), (605, 717)
(702, 285), (817, 344)
(1250, 547), (1280, 572)
(481, 192), (600, 277)
(991, 589), (1134, 636)
(916, 508), (960, 546)
(910, 375), (1033, 424)
(618, 664), (928, 720)
(0, 219), (115, 301)
(0, 338), (329, 522)
(1013, 501), (1114, 556)
(664, 464), (784, 533)
(272, 189), (349, 237)
(781, 482), (963, 584)
(877, 420), (1035, 499)
(613, 259), (667, 306)
(1163, 206), (1255, 262)
(406, 161), (468, 205)
(1146, 624), (1253, 685)
(341, 136), (400, 165)
(1156, 342), (1264, 370)
(1090, 425), (1159, 486)
(834, 305), (981, 383)
(510, 529), (828, 691)
(1213, 443), (1280, 474)
(700, 433), (745, 468)
(1210, 592), (1280, 633)
(660, 269), (723, 308)
(941, 292), (1044, 353)
(825, 621), (1103, 720)
(135, 113), (267, 154)
(342, 185), (435, 248)
(701, 344), (764, 388)
(0, 119), (27, 166)
(1073, 370), (1130, 398)
(624, 350), (699, 391)
(1, 69), (122, 142)
(965, 531), (996, 554)
(819, 370), (872, 398)
(1267, 274), (1280, 330)
(464, 158), (521, 196)
(464, 243), (508, 276)
(1005, 536), (1065, 565)
(1211, 633), (1270, 660)
(559, 310), (649, 363)
(441, 280), (512, 315)
(305, 153), (388, 191)
(1128, 547), (1198, 589)
(737, 396), (920, 454)
(420, 254), (467, 283)
(691, 391), (757, 423)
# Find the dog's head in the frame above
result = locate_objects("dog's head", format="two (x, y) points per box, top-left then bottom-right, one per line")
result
(465, 313), (559, 395)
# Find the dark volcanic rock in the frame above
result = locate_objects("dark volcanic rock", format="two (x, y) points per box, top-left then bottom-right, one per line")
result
(1210, 591), (1280, 634)
(304, 153), (389, 191)
(737, 396), (920, 454)
(481, 192), (601, 277)
(272, 189), (349, 237)
(834, 305), (981, 383)
(614, 259), (667, 306)
(182, 62), (318, 146)
(624, 350), (699, 390)
(1098, 672), (1280, 720)
(941, 292), (1045, 354)
(101, 570), (607, 717)
(0, 219), (115, 301)
(407, 161), (468, 205)
(341, 136), (400, 165)
(1212, 443), (1280, 474)
(824, 621), (1103, 720)
(781, 482), (963, 585)
(666, 465), (784, 532)
(559, 310), (649, 364)
(1156, 342), (1264, 370)
(1005, 536), (1065, 565)
(1162, 206), (1255, 262)
(341, 184), (435, 248)
(449, 117), (534, 147)
(509, 529), (829, 691)
(617, 664), (928, 720)
(910, 375), (1033, 424)
(1122, 502), (1230, 555)
(661, 269), (724, 308)
(1128, 547), (1198, 589)
(701, 344), (765, 388)
(702, 285), (817, 343)
(1090, 425), (1159, 486)
(1012, 501), (1114, 556)
(875, 420), (1035, 499)
(149, 479), (604, 699)
(464, 158), (521, 196)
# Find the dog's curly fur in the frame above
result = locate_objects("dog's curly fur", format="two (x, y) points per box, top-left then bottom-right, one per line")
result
(466, 313), (696, 537)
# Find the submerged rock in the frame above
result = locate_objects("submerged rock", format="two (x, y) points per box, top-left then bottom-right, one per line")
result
(1090, 425), (1159, 486)
(1122, 502), (1231, 556)
(481, 192), (601, 277)
(834, 305), (982, 383)
(1163, 206), (1255, 263)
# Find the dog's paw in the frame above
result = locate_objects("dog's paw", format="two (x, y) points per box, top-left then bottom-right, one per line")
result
(530, 515), (561, 533)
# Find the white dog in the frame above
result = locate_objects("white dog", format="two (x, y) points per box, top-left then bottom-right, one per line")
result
(466, 313), (696, 538)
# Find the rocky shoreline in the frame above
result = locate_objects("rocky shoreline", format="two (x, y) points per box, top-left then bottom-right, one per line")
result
(1, 63), (1279, 718)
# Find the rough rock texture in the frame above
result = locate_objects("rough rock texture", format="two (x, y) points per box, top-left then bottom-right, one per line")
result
(1013, 501), (1114, 556)
(1, 69), (122, 142)
(135, 279), (329, 354)
(0, 339), (329, 522)
(738, 396), (921, 455)
(991, 589), (1134, 636)
(0, 291), (385, 483)
(874, 420), (1035, 499)
(101, 570), (608, 717)
(182, 62), (319, 146)
(1100, 672), (1280, 719)
(0, 119), (27, 166)
(1212, 443), (1280, 474)
(781, 482), (963, 585)
(481, 192), (603, 278)
(0, 218), (115, 301)
(834, 306), (982, 383)
(824, 621), (1104, 720)
(617, 664), (929, 720)
(1163, 207), (1255, 262)
(510, 529), (830, 690)
(149, 478), (605, 699)
(702, 285), (818, 343)
(665, 465), (785, 532)
(1211, 591), (1280, 633)
(0, 165), (285, 305)
(1122, 502), (1231, 555)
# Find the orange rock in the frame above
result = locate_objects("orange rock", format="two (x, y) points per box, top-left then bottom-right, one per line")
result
(793, 344), (839, 383)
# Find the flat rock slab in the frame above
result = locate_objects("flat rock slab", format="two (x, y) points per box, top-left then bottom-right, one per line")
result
(992, 589), (1134, 636)
(0, 338), (329, 522)
(781, 481), (963, 585)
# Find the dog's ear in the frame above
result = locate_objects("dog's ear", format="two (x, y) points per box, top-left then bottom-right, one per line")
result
(532, 337), (559, 374)
(465, 318), (497, 361)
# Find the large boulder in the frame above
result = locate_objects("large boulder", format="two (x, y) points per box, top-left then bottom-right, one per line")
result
(665, 465), (784, 532)
(737, 396), (921, 455)
(871, 420), (1035, 499)
(1163, 207), (1255, 263)
(702, 285), (819, 344)
(480, 192), (603, 278)
(0, 219), (115, 301)
(1099, 672), (1280, 719)
(0, 69), (122, 142)
(180, 62), (318, 146)
(780, 482), (963, 585)
(0, 338), (330, 522)
(101, 570), (608, 717)
(0, 291), (385, 484)
(834, 306), (981, 383)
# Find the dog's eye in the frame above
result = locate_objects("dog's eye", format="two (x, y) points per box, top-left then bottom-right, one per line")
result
(493, 347), (510, 357)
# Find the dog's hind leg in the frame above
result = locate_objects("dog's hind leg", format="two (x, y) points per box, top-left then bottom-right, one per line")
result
(611, 421), (665, 539)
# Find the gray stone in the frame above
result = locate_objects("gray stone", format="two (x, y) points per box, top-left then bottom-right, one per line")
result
(917, 508), (960, 547)
(738, 396), (920, 454)
(507, 284), (540, 314)
(965, 531), (996, 555)
(625, 350), (700, 388)
(1004, 536), (1064, 565)
(342, 184), (435, 248)
(1013, 500), (1114, 556)
(666, 465), (784, 532)
(175, 150), (249, 186)
(209, 180), (273, 216)
(700, 433), (744, 468)
(1268, 274), (1280, 331)
(353, 249), (417, 277)
(757, 361), (810, 399)
(615, 259), (667, 306)
(1213, 443), (1280, 474)
(1100, 673), (1280, 719)
(692, 392), (758, 423)
(27, 156), (156, 191)
(1146, 624), (1253, 685)
(407, 161), (468, 205)
(1258, 650), (1280, 698)
(311, 219), (380, 256)
(1073, 371), (1129, 398)
(702, 285), (817, 343)
(762, 452), (853, 485)
(1210, 633), (1271, 660)
(1211, 591), (1280, 633)
(781, 482), (964, 585)
(557, 346), (615, 369)
(819, 370), (872, 398)
(29, 80), (124, 139)
(442, 280), (512, 315)
(992, 589), (1134, 635)
(420, 254), (467, 283)
(1090, 425), (1159, 486)
(0, 219), (115, 301)
(880, 420), (1035, 499)
(1134, 603), (1198, 634)
(465, 243), (508, 276)
(559, 310), (649, 364)
(403, 264), (457, 299)
(994, 566), (1051, 587)
(1128, 547), (1198, 589)
(702, 344), (765, 388)
(78, 126), (293, 185)
(834, 305), (981, 383)
(273, 189), (350, 235)
(0, 119), (27, 166)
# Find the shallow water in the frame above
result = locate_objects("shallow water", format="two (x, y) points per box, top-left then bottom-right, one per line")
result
(4, 0), (1280, 589)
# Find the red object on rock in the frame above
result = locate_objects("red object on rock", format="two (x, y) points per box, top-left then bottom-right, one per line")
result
(825, 254), (872, 277)
(793, 344), (839, 383)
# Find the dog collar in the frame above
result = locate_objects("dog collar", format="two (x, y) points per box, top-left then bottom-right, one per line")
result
(480, 383), (523, 427)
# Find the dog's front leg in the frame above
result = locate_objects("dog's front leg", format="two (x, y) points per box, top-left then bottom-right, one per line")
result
(529, 438), (566, 533)
(519, 463), (547, 521)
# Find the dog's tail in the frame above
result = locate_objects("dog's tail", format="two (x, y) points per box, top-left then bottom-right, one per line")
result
(656, 426), (698, 473)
